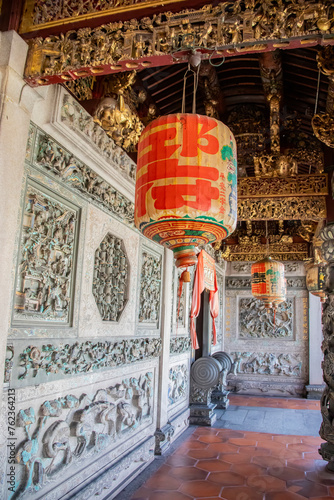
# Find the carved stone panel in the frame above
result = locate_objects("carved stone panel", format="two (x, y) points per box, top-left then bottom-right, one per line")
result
(17, 338), (162, 383)
(32, 126), (134, 226)
(11, 372), (154, 499)
(239, 298), (293, 340)
(170, 337), (191, 355)
(93, 233), (129, 321)
(168, 364), (188, 406)
(13, 181), (79, 325)
(138, 250), (162, 327)
(231, 351), (302, 377)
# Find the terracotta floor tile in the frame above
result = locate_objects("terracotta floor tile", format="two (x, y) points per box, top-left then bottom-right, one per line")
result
(286, 459), (318, 471)
(288, 443), (316, 453)
(198, 435), (224, 444)
(247, 474), (286, 492)
(187, 449), (220, 460)
(206, 442), (239, 453)
(272, 436), (303, 445)
(220, 486), (265, 500)
(236, 446), (272, 457)
(301, 437), (325, 446)
(329, 485), (334, 495)
(213, 443), (240, 454)
(166, 455), (197, 467)
(286, 479), (329, 497)
(228, 438), (258, 447)
(219, 453), (253, 464)
(196, 460), (232, 472)
(308, 497), (334, 500)
(305, 452), (324, 460)
(231, 462), (267, 476)
(148, 492), (193, 500)
(208, 471), (245, 486)
(180, 479), (222, 497)
(216, 430), (245, 439)
(168, 466), (208, 481)
(264, 491), (307, 500)
(256, 440), (287, 451)
(178, 441), (209, 450)
(252, 456), (286, 468)
(131, 485), (151, 499)
(267, 466), (305, 482)
(145, 474), (182, 490)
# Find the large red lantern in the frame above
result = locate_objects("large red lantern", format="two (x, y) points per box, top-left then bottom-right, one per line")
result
(135, 113), (237, 268)
(251, 256), (286, 311)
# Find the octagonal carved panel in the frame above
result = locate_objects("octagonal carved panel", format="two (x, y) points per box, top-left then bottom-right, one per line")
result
(92, 233), (129, 321)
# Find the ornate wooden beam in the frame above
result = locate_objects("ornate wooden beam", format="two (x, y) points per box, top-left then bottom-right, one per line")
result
(23, 0), (334, 87)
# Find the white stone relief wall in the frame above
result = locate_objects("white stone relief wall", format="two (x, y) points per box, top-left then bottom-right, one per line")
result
(3, 108), (165, 500)
(225, 262), (308, 397)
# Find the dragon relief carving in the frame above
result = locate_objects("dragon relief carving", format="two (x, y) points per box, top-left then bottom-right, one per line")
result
(230, 351), (302, 377)
(168, 364), (188, 405)
(93, 233), (129, 321)
(14, 184), (78, 324)
(239, 298), (293, 339)
(12, 373), (153, 497)
(18, 338), (162, 380)
(138, 251), (162, 324)
(34, 128), (134, 225)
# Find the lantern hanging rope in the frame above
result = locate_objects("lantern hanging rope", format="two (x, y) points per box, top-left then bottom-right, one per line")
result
(134, 52), (237, 347)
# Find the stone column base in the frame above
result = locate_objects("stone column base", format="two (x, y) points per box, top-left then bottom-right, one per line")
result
(211, 389), (230, 409)
(154, 422), (175, 455)
(306, 384), (326, 400)
(189, 403), (217, 426)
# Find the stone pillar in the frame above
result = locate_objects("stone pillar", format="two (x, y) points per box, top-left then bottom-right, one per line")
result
(0, 31), (46, 494)
(306, 293), (325, 399)
(319, 223), (334, 470)
(154, 248), (174, 454)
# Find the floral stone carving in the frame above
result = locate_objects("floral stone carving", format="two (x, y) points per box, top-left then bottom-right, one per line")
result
(139, 251), (162, 324)
(13, 373), (153, 497)
(170, 336), (191, 355)
(230, 351), (302, 377)
(18, 338), (162, 380)
(239, 298), (293, 339)
(168, 364), (188, 406)
(14, 182), (78, 324)
(93, 233), (129, 321)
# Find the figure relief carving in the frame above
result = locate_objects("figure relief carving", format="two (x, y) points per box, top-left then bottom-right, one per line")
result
(61, 94), (136, 181)
(238, 196), (326, 221)
(170, 336), (191, 355)
(168, 364), (188, 405)
(93, 233), (129, 321)
(4, 345), (14, 384)
(13, 373), (153, 497)
(239, 298), (293, 339)
(18, 338), (162, 380)
(14, 183), (78, 324)
(230, 351), (302, 377)
(139, 251), (162, 324)
(24, 2), (334, 82)
(34, 128), (135, 225)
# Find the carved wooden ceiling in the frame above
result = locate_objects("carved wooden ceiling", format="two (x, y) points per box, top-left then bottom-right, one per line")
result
(2, 0), (333, 261)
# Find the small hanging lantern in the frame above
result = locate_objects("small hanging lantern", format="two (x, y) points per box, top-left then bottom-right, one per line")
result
(134, 113), (237, 269)
(251, 256), (286, 310)
(306, 248), (327, 302)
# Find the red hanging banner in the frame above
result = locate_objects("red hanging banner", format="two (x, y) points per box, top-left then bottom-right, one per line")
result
(190, 250), (219, 349)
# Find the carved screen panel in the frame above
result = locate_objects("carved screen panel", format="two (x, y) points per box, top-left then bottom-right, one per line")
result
(238, 298), (293, 339)
(168, 364), (188, 406)
(13, 181), (79, 326)
(93, 233), (129, 321)
(138, 250), (161, 326)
